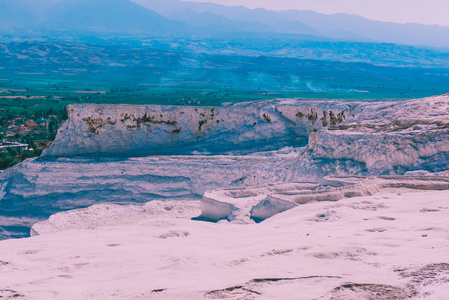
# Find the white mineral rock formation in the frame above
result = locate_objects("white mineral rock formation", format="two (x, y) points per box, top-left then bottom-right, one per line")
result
(43, 96), (449, 178)
(0, 95), (448, 238)
(1, 96), (449, 299)
(200, 175), (449, 222)
(1, 189), (448, 299)
(43, 100), (343, 156)
(0, 153), (293, 238)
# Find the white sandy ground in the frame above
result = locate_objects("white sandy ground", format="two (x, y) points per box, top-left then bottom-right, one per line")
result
(0, 189), (448, 299)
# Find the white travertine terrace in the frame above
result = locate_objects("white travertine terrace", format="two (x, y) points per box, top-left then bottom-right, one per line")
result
(200, 176), (449, 222)
(1, 96), (449, 299)
(0, 95), (448, 237)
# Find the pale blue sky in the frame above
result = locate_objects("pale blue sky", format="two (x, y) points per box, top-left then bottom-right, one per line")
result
(188, 0), (449, 26)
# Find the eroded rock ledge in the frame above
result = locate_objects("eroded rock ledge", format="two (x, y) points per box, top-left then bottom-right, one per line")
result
(43, 96), (449, 179)
(201, 175), (449, 223)
(42, 99), (354, 156)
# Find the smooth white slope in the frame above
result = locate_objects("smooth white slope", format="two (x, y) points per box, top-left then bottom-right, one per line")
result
(1, 189), (448, 299)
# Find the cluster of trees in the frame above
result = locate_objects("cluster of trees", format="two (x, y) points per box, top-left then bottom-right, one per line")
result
(0, 147), (42, 169)
(0, 150), (22, 169)
(0, 136), (44, 170)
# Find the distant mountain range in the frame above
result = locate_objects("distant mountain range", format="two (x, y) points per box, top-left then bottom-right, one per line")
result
(0, 0), (186, 35)
(135, 0), (449, 48)
(1, 0), (449, 49)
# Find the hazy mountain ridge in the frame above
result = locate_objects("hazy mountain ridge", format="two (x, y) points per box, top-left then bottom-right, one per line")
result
(0, 0), (188, 34)
(139, 37), (449, 69)
(3, 40), (449, 70)
(1, 0), (449, 48)
(135, 0), (449, 48)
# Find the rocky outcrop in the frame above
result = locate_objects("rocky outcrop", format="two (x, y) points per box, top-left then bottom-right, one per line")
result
(200, 175), (449, 222)
(43, 100), (353, 156)
(43, 96), (449, 179)
(291, 95), (449, 179)
(1, 95), (449, 237)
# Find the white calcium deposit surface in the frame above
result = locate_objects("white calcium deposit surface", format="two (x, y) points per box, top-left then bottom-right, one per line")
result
(0, 189), (448, 299)
(1, 96), (448, 233)
(0, 96), (448, 299)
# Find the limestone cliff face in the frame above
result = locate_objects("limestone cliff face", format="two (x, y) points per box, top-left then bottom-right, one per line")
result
(292, 95), (449, 178)
(43, 96), (449, 177)
(42, 99), (353, 156)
